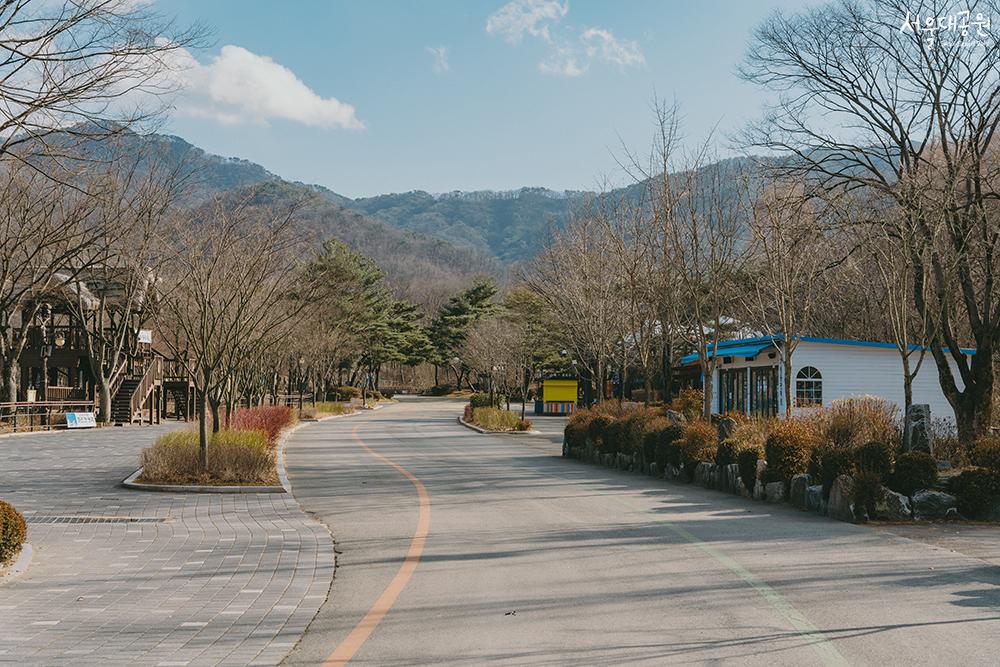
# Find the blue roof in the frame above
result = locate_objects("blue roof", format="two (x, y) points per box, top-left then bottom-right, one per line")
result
(679, 335), (975, 366)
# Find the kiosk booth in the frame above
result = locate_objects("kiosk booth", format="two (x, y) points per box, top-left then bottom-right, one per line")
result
(538, 374), (579, 415)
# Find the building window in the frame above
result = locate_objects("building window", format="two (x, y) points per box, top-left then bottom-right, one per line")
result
(795, 366), (822, 407)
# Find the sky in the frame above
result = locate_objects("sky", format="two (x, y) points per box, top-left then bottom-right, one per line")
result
(158, 0), (816, 198)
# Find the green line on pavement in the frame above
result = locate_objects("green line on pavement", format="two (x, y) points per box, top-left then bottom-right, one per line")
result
(610, 495), (849, 667)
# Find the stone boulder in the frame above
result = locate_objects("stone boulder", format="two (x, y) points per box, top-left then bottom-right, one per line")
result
(828, 475), (860, 522)
(694, 462), (713, 487)
(912, 490), (958, 520)
(789, 474), (811, 509)
(649, 462), (660, 478)
(665, 409), (686, 424)
(871, 486), (912, 521)
(726, 464), (740, 495)
(717, 416), (737, 443)
(765, 481), (786, 503)
(903, 404), (933, 455)
(665, 464), (682, 481)
(806, 484), (827, 515)
(753, 480), (765, 501)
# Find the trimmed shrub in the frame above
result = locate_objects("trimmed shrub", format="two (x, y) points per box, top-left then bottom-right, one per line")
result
(231, 405), (295, 446)
(332, 385), (362, 400)
(890, 451), (939, 496)
(471, 407), (532, 432)
(588, 414), (614, 451)
(655, 423), (685, 468)
(641, 417), (672, 464)
(948, 468), (1000, 519)
(852, 469), (882, 521)
(854, 440), (894, 480)
(564, 420), (590, 451)
(716, 439), (740, 466)
(972, 435), (1000, 471)
(737, 445), (763, 493)
(670, 388), (703, 422)
(809, 443), (856, 498)
(426, 384), (454, 396)
(678, 421), (717, 478)
(763, 419), (818, 485)
(0, 500), (27, 565)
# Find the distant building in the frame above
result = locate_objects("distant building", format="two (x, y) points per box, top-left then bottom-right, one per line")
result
(678, 336), (972, 420)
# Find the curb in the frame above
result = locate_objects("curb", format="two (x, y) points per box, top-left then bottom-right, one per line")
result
(122, 467), (286, 494)
(457, 415), (540, 436)
(0, 543), (33, 584)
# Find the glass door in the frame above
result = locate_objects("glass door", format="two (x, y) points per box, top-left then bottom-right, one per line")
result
(749, 366), (778, 418)
(718, 367), (747, 415)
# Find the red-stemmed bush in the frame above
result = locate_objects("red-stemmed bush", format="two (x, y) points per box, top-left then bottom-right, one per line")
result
(231, 405), (295, 447)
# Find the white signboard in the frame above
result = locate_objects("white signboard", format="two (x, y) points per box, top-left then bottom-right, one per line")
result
(66, 412), (97, 429)
(137, 329), (153, 344)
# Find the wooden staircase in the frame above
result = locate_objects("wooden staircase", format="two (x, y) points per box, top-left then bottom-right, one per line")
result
(109, 357), (162, 424)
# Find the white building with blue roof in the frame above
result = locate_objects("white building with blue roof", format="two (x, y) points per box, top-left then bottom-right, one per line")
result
(678, 335), (973, 421)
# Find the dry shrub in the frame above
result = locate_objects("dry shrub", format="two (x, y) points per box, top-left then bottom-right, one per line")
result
(139, 429), (276, 485)
(670, 388), (704, 422)
(890, 451), (938, 496)
(852, 469), (882, 521)
(948, 468), (1000, 519)
(303, 402), (355, 419)
(0, 500), (27, 565)
(231, 405), (295, 447)
(821, 396), (899, 449)
(763, 418), (819, 484)
(678, 421), (717, 477)
(931, 417), (967, 468)
(738, 445), (764, 492)
(472, 407), (531, 431)
(972, 434), (1000, 471)
(717, 420), (768, 466)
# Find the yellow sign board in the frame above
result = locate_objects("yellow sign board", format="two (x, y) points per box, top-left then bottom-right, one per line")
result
(543, 379), (577, 403)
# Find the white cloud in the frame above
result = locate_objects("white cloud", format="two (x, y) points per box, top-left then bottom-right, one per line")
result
(168, 45), (364, 129)
(427, 46), (450, 74)
(581, 27), (644, 67)
(486, 0), (568, 44)
(486, 2), (643, 77)
(538, 42), (586, 77)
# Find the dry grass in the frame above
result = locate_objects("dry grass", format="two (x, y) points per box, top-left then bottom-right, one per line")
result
(471, 407), (532, 432)
(302, 401), (355, 419)
(138, 429), (278, 486)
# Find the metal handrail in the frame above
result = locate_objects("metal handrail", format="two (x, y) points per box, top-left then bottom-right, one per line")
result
(0, 400), (97, 433)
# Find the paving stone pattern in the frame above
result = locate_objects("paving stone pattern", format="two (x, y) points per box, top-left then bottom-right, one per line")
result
(0, 425), (334, 666)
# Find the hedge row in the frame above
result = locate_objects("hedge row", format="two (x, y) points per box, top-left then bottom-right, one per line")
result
(563, 396), (1000, 516)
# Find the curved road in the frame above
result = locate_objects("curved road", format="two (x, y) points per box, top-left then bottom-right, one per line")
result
(283, 397), (1000, 665)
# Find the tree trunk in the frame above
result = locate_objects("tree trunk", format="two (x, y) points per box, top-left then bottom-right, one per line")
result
(783, 351), (793, 418)
(901, 351), (913, 412)
(702, 361), (714, 419)
(198, 389), (209, 471)
(98, 379), (112, 424)
(209, 395), (221, 434)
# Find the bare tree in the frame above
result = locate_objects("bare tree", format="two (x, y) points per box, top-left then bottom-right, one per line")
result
(156, 189), (311, 468)
(742, 0), (1000, 440)
(745, 178), (827, 416)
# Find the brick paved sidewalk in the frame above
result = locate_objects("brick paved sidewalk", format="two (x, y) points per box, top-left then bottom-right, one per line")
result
(0, 424), (334, 666)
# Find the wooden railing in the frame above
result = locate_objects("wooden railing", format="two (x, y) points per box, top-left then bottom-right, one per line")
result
(128, 356), (162, 421)
(0, 400), (97, 433)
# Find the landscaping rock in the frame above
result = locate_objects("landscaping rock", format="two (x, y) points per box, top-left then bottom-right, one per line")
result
(871, 487), (912, 521)
(828, 475), (859, 522)
(665, 464), (682, 481)
(806, 484), (827, 515)
(903, 404), (933, 455)
(726, 464), (740, 494)
(694, 462), (713, 487)
(764, 481), (786, 503)
(717, 416), (737, 443)
(665, 409), (686, 424)
(912, 490), (958, 520)
(649, 462), (659, 478)
(753, 480), (765, 501)
(789, 474), (811, 509)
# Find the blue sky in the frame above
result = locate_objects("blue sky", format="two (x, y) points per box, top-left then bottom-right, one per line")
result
(160, 0), (814, 198)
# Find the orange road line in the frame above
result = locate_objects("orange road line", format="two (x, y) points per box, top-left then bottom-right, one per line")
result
(322, 424), (430, 666)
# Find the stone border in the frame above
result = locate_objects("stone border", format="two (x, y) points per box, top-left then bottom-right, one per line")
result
(122, 467), (286, 493)
(0, 543), (33, 585)
(457, 415), (540, 436)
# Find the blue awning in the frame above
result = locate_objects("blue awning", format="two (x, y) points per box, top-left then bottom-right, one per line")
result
(680, 341), (775, 366)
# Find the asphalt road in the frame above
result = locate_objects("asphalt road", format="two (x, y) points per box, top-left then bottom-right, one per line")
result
(282, 397), (1000, 666)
